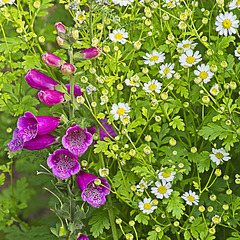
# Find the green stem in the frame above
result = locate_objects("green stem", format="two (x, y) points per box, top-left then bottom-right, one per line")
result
(69, 47), (75, 119)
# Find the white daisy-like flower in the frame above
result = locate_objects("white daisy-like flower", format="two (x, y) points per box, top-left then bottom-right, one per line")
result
(136, 177), (152, 192)
(229, 0), (240, 10)
(100, 95), (109, 105)
(212, 215), (221, 224)
(112, 0), (134, 6)
(209, 148), (231, 165)
(110, 103), (131, 120)
(157, 169), (176, 182)
(120, 114), (130, 125)
(215, 12), (239, 36)
(179, 50), (202, 67)
(163, 0), (180, 8)
(0, 0), (15, 5)
(194, 64), (214, 84)
(178, 21), (187, 30)
(99, 168), (109, 177)
(181, 190), (199, 206)
(210, 83), (220, 96)
(143, 50), (165, 66)
(74, 11), (86, 24)
(234, 47), (240, 60)
(86, 84), (97, 95)
(143, 79), (162, 93)
(109, 29), (128, 44)
(134, 41), (142, 50)
(151, 180), (173, 199)
(125, 79), (140, 87)
(177, 40), (198, 53)
(159, 63), (175, 79)
(138, 198), (157, 214)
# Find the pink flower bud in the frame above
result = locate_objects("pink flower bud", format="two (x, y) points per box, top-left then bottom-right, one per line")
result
(74, 46), (102, 61)
(38, 90), (64, 105)
(56, 36), (70, 49)
(60, 63), (75, 75)
(42, 53), (63, 68)
(55, 22), (66, 35)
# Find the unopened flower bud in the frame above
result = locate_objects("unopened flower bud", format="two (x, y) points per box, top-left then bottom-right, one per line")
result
(56, 36), (70, 49)
(61, 63), (75, 75)
(55, 22), (66, 36)
(42, 53), (64, 68)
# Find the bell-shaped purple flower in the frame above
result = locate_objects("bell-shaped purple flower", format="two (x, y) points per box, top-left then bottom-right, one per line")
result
(55, 22), (66, 35)
(77, 234), (89, 240)
(42, 53), (63, 68)
(89, 118), (116, 141)
(7, 128), (24, 151)
(38, 90), (65, 105)
(76, 170), (110, 207)
(60, 63), (75, 75)
(25, 69), (59, 91)
(62, 125), (93, 156)
(65, 84), (83, 98)
(23, 134), (59, 150)
(47, 149), (80, 179)
(74, 47), (102, 61)
(36, 116), (61, 135)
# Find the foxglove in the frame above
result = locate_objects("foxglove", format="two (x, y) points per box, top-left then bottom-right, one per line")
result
(65, 84), (83, 98)
(60, 63), (75, 75)
(62, 125), (93, 156)
(74, 46), (102, 61)
(47, 149), (80, 179)
(25, 69), (58, 90)
(55, 22), (66, 35)
(77, 235), (90, 240)
(76, 170), (110, 207)
(42, 53), (64, 68)
(38, 90), (65, 105)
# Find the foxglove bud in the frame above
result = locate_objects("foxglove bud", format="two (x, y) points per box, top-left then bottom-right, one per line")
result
(42, 53), (65, 68)
(55, 22), (66, 36)
(38, 90), (64, 105)
(25, 69), (59, 90)
(65, 84), (83, 98)
(56, 36), (70, 49)
(60, 63), (75, 75)
(70, 30), (79, 41)
(74, 46), (102, 61)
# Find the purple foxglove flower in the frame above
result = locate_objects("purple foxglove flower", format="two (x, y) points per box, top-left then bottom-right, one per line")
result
(56, 36), (70, 49)
(65, 84), (83, 98)
(55, 22), (66, 35)
(42, 53), (63, 68)
(38, 90), (65, 105)
(89, 119), (116, 141)
(76, 170), (110, 207)
(77, 235), (89, 240)
(62, 125), (93, 156)
(36, 116), (60, 135)
(25, 69), (59, 91)
(47, 149), (80, 179)
(60, 63), (75, 75)
(74, 47), (102, 61)
(7, 128), (24, 151)
(23, 134), (59, 150)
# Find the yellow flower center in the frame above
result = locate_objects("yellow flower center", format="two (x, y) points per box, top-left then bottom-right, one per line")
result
(237, 0), (240, 4)
(144, 203), (152, 210)
(130, 80), (137, 85)
(222, 19), (232, 29)
(78, 14), (85, 21)
(213, 217), (219, 223)
(158, 186), (167, 194)
(163, 68), (170, 74)
(139, 183), (145, 189)
(3, 0), (10, 2)
(115, 33), (123, 40)
(215, 152), (223, 159)
(211, 88), (218, 95)
(183, 44), (191, 48)
(180, 23), (186, 28)
(186, 56), (195, 64)
(122, 117), (129, 124)
(188, 196), (195, 202)
(168, 2), (174, 6)
(162, 172), (171, 178)
(117, 108), (125, 115)
(149, 84), (157, 91)
(199, 71), (208, 79)
(150, 56), (159, 61)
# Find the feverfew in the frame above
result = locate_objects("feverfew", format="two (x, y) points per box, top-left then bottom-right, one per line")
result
(109, 29), (128, 44)
(215, 12), (239, 36)
(179, 50), (202, 67)
(181, 190), (199, 206)
(110, 103), (131, 120)
(209, 148), (231, 165)
(143, 50), (165, 66)
(151, 180), (173, 199)
(138, 198), (157, 214)
(229, 0), (240, 10)
(194, 64), (214, 84)
(177, 40), (197, 53)
(74, 11), (86, 24)
(159, 63), (175, 79)
(143, 79), (162, 93)
(112, 0), (134, 6)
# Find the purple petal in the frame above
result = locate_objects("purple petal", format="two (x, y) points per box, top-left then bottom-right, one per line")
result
(23, 134), (59, 150)
(42, 53), (62, 68)
(25, 69), (59, 90)
(47, 148), (80, 179)
(7, 128), (24, 151)
(62, 125), (93, 156)
(60, 63), (75, 75)
(81, 46), (102, 60)
(38, 90), (64, 105)
(77, 235), (90, 240)
(99, 119), (116, 141)
(65, 84), (83, 98)
(36, 116), (60, 135)
(17, 112), (38, 142)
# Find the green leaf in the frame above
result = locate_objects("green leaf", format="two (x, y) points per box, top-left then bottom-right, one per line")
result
(0, 173), (5, 185)
(94, 141), (110, 153)
(169, 116), (185, 131)
(163, 191), (185, 219)
(135, 212), (150, 225)
(219, 36), (235, 49)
